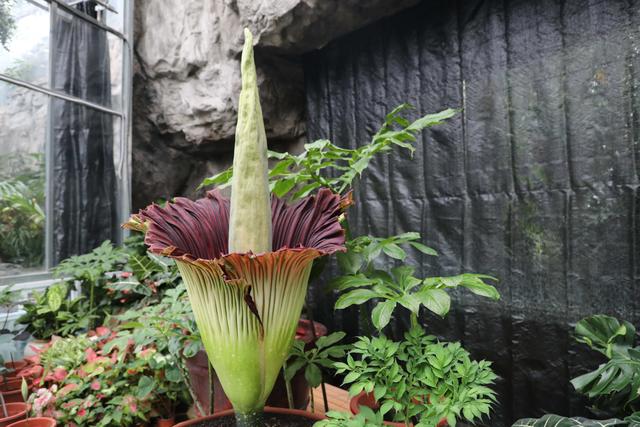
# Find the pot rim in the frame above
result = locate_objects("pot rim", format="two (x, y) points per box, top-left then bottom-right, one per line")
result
(0, 402), (29, 422)
(5, 416), (56, 427)
(173, 406), (325, 427)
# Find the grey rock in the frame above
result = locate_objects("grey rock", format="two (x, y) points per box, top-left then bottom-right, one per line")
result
(132, 0), (419, 205)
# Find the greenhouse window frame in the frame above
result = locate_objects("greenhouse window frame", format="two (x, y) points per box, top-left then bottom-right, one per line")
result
(0, 0), (135, 288)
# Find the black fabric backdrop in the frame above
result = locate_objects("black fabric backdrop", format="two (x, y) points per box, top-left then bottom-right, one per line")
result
(51, 1), (118, 263)
(303, 0), (640, 424)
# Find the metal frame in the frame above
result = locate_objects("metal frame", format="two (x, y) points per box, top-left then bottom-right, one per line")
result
(0, 0), (134, 287)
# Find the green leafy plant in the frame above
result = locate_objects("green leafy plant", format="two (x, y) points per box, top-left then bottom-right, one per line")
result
(0, 152), (45, 268)
(28, 323), (191, 426)
(285, 331), (348, 410)
(201, 105), (456, 201)
(315, 406), (386, 427)
(571, 315), (640, 420)
(17, 282), (95, 339)
(335, 326), (497, 427)
(511, 415), (628, 426)
(0, 0), (15, 50)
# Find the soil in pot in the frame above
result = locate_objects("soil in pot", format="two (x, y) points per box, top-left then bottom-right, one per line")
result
(174, 407), (323, 427)
(0, 403), (29, 427)
(186, 319), (327, 414)
(6, 417), (56, 427)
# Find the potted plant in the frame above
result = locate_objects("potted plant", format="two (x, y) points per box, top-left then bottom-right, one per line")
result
(24, 325), (189, 426)
(0, 402), (28, 427)
(128, 29), (348, 427)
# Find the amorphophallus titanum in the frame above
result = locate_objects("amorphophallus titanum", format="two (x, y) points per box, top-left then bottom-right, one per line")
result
(125, 29), (347, 425)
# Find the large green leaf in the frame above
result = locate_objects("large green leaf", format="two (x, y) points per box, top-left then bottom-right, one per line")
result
(512, 415), (627, 426)
(415, 288), (450, 317)
(575, 315), (636, 358)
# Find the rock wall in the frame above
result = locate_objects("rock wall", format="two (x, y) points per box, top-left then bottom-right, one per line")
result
(131, 0), (419, 209)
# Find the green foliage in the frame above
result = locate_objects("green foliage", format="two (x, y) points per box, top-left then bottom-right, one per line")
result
(332, 234), (499, 330)
(0, 0), (15, 50)
(285, 331), (348, 388)
(334, 327), (497, 426)
(18, 238), (182, 339)
(17, 283), (94, 339)
(314, 406), (385, 427)
(511, 415), (629, 426)
(0, 152), (45, 268)
(39, 335), (92, 374)
(200, 105), (457, 200)
(571, 315), (640, 419)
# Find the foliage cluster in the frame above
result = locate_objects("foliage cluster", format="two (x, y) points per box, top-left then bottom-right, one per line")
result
(0, 152), (45, 268)
(18, 236), (181, 339)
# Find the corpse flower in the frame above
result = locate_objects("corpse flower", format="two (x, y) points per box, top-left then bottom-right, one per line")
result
(126, 29), (346, 426)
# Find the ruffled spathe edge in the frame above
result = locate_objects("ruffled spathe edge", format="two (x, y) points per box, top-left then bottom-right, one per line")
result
(125, 188), (349, 265)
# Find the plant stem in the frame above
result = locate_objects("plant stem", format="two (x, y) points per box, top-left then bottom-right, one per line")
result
(234, 411), (264, 427)
(304, 303), (329, 413)
(410, 313), (419, 329)
(282, 363), (294, 409)
(208, 361), (215, 415)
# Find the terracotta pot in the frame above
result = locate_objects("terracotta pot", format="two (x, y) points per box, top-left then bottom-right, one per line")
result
(0, 379), (24, 403)
(156, 417), (174, 427)
(6, 417), (56, 427)
(1, 362), (27, 381)
(0, 403), (28, 427)
(173, 406), (324, 426)
(185, 319), (327, 414)
(350, 392), (447, 427)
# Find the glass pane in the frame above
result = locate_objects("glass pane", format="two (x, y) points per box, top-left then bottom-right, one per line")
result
(0, 0), (49, 86)
(0, 81), (47, 277)
(107, 33), (122, 111)
(104, 0), (124, 33)
(52, 7), (121, 110)
(50, 99), (121, 263)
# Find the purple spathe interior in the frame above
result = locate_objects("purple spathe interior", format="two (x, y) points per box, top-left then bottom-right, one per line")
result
(138, 188), (347, 261)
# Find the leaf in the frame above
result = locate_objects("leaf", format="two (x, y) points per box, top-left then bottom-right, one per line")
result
(575, 315), (636, 357)
(316, 332), (346, 350)
(415, 288), (451, 317)
(136, 375), (155, 398)
(46, 283), (66, 312)
(409, 241), (438, 256)
(272, 178), (297, 198)
(382, 243), (406, 260)
(284, 358), (307, 381)
(198, 167), (233, 189)
(336, 250), (364, 275)
(129, 254), (160, 280)
(511, 415), (627, 426)
(305, 363), (323, 388)
(335, 289), (379, 309)
(371, 301), (396, 330)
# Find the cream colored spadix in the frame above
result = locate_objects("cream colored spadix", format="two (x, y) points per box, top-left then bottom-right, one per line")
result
(228, 28), (272, 254)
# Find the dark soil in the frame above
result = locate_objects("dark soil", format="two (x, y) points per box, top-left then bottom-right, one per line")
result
(185, 414), (318, 427)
